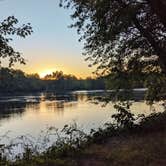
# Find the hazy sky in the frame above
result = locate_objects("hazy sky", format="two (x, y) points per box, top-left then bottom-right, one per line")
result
(0, 0), (94, 78)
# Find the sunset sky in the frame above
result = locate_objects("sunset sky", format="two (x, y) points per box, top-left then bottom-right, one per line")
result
(0, 0), (94, 78)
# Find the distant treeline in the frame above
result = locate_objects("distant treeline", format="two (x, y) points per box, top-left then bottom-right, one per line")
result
(0, 68), (106, 92)
(0, 68), (151, 93)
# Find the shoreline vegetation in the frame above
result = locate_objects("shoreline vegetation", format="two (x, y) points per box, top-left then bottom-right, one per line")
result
(0, 110), (165, 166)
(0, 67), (148, 93)
(0, 68), (105, 93)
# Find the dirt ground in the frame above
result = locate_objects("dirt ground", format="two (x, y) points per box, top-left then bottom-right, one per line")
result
(75, 131), (166, 166)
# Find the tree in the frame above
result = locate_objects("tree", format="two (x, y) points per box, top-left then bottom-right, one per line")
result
(60, 0), (166, 74)
(0, 68), (45, 92)
(148, 0), (166, 28)
(0, 16), (33, 67)
(60, 0), (166, 102)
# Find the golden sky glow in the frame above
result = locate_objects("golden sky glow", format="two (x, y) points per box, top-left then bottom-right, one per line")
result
(12, 48), (95, 79)
(0, 0), (95, 79)
(39, 70), (54, 78)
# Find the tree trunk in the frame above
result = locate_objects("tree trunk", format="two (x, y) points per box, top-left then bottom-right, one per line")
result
(119, 0), (166, 74)
(133, 17), (166, 75)
(148, 0), (166, 27)
(158, 51), (166, 75)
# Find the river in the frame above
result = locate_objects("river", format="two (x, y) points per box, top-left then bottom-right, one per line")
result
(0, 90), (164, 150)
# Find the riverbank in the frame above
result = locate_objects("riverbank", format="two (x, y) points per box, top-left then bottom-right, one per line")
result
(77, 130), (166, 166)
(1, 111), (166, 166)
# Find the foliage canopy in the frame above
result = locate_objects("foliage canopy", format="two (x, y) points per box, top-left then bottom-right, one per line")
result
(60, 0), (166, 102)
(0, 16), (33, 67)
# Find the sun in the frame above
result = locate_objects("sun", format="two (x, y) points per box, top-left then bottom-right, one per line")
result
(39, 70), (53, 78)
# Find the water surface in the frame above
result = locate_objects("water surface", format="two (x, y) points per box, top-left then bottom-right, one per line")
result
(0, 90), (164, 145)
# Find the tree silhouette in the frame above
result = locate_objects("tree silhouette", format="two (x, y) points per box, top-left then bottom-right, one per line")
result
(60, 0), (166, 102)
(148, 0), (166, 27)
(0, 16), (33, 67)
(60, 0), (166, 75)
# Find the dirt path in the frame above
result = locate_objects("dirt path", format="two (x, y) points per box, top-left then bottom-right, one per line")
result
(75, 131), (166, 166)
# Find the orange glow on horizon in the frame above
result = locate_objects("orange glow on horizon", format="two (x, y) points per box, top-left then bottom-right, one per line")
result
(15, 62), (95, 79)
(39, 70), (54, 78)
(13, 49), (95, 79)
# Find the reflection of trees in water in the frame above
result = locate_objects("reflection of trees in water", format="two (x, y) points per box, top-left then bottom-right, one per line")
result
(87, 90), (145, 103)
(44, 101), (78, 116)
(0, 102), (40, 121)
(25, 103), (40, 111)
(72, 91), (108, 102)
(0, 91), (111, 121)
(73, 93), (88, 102)
(40, 91), (101, 103)
(42, 92), (77, 102)
(0, 93), (79, 121)
(0, 102), (26, 121)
